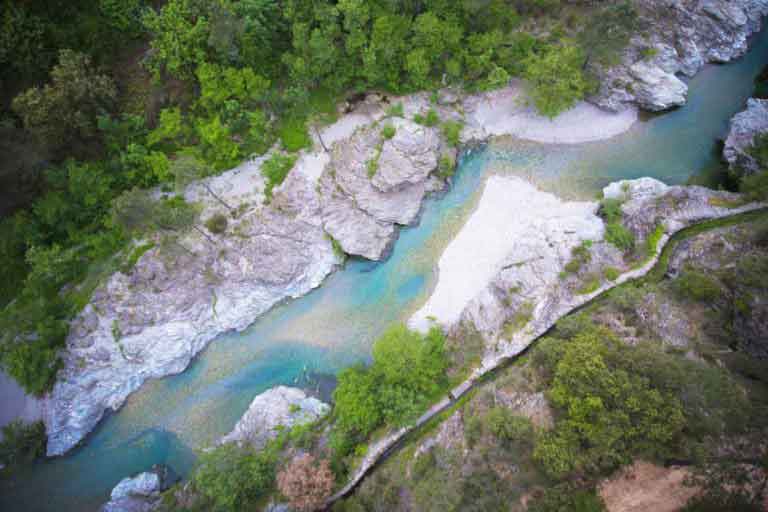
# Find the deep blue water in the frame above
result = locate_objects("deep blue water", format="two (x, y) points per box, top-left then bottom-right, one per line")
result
(2, 28), (767, 512)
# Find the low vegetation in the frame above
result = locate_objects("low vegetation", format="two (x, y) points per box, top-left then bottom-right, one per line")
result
(0, 420), (47, 470)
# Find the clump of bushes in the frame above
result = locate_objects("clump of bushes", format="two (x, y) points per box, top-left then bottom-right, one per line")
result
(332, 324), (448, 460)
(261, 153), (297, 202)
(278, 117), (312, 152)
(414, 109), (439, 127)
(672, 268), (721, 302)
(605, 223), (635, 252)
(438, 154), (456, 179)
(563, 240), (593, 274)
(381, 124), (396, 140)
(441, 120), (463, 147)
(0, 420), (47, 468)
(205, 213), (228, 234)
(603, 266), (621, 281)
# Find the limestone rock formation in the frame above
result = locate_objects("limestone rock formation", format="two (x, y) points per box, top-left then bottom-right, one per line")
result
(592, 0), (768, 111)
(724, 98), (768, 173)
(101, 466), (175, 512)
(220, 386), (329, 449)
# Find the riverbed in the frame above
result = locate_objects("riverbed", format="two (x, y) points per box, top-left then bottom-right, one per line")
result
(2, 28), (767, 512)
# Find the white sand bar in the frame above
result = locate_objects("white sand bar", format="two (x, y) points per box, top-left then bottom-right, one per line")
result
(409, 176), (602, 332)
(463, 80), (638, 145)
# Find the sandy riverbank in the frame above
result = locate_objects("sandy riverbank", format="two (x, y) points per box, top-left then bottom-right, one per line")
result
(409, 175), (602, 332)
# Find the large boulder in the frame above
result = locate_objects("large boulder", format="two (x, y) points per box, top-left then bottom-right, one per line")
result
(628, 61), (688, 111)
(724, 98), (768, 174)
(219, 386), (329, 448)
(101, 465), (176, 512)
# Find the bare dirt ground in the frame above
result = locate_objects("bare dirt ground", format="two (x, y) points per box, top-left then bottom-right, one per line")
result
(599, 461), (700, 512)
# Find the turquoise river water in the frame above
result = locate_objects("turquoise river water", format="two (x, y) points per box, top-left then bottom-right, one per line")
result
(2, 29), (767, 511)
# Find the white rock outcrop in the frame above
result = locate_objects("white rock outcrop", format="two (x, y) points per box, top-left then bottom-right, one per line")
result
(219, 386), (329, 449)
(724, 98), (768, 173)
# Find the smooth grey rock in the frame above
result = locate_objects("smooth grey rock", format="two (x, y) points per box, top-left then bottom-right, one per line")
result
(220, 386), (329, 449)
(372, 119), (439, 193)
(724, 98), (768, 174)
(603, 177), (670, 201)
(628, 61), (688, 111)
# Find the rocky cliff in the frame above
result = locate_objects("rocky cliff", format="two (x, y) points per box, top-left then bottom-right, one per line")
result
(593, 0), (768, 111)
(724, 97), (768, 173)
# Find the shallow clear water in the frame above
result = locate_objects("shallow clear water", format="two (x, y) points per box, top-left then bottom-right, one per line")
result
(3, 29), (767, 512)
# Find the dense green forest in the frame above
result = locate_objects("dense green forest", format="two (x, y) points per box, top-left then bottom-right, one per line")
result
(0, 0), (641, 395)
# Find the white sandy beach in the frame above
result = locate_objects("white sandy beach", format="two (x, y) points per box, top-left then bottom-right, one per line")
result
(409, 176), (602, 332)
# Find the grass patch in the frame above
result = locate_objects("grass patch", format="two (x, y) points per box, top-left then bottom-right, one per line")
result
(605, 222), (635, 252)
(438, 154), (456, 179)
(563, 240), (593, 275)
(503, 301), (534, 337)
(603, 266), (621, 281)
(414, 109), (439, 127)
(576, 273), (601, 295)
(262, 153), (297, 203)
(278, 117), (312, 152)
(441, 120), (463, 147)
(120, 242), (155, 274)
(386, 102), (404, 117)
(708, 196), (747, 209)
(381, 124), (396, 140)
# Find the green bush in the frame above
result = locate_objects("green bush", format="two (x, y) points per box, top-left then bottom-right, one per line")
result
(386, 103), (404, 117)
(414, 109), (439, 127)
(672, 269), (721, 302)
(603, 267), (621, 281)
(441, 121), (463, 147)
(278, 117), (311, 152)
(333, 325), (448, 450)
(205, 213), (228, 234)
(598, 198), (624, 224)
(438, 155), (456, 179)
(605, 223), (635, 252)
(564, 240), (592, 274)
(261, 153), (296, 202)
(193, 443), (276, 511)
(486, 407), (533, 447)
(381, 124), (396, 140)
(0, 420), (47, 468)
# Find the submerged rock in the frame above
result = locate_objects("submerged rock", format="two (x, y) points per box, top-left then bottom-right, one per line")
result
(220, 386), (329, 448)
(724, 98), (768, 174)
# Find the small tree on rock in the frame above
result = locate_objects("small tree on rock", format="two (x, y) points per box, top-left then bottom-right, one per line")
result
(277, 454), (334, 512)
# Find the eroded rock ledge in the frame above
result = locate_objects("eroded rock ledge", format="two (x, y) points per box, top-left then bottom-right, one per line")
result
(593, 0), (768, 111)
(724, 97), (768, 173)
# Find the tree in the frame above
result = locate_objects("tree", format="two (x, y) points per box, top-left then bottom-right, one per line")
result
(194, 443), (276, 511)
(523, 43), (589, 118)
(0, 420), (47, 467)
(578, 2), (638, 68)
(142, 0), (210, 80)
(277, 454), (335, 512)
(11, 49), (117, 151)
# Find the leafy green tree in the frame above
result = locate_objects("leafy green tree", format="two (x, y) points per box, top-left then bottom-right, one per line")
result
(363, 15), (411, 90)
(142, 0), (210, 80)
(578, 2), (637, 67)
(11, 49), (117, 150)
(147, 108), (188, 148)
(194, 443), (276, 511)
(523, 42), (589, 118)
(197, 116), (241, 170)
(533, 328), (685, 478)
(196, 63), (270, 112)
(0, 420), (47, 468)
(99, 0), (144, 35)
(0, 1), (47, 79)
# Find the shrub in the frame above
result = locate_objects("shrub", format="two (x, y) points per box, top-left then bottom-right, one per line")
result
(261, 153), (296, 202)
(564, 240), (593, 274)
(381, 124), (396, 140)
(414, 109), (439, 127)
(366, 157), (379, 178)
(0, 420), (47, 468)
(598, 198), (624, 224)
(386, 103), (404, 117)
(576, 274), (601, 295)
(486, 408), (533, 447)
(603, 267), (620, 281)
(278, 117), (311, 152)
(438, 154), (456, 179)
(277, 454), (334, 512)
(672, 269), (721, 302)
(605, 223), (635, 252)
(205, 213), (228, 234)
(194, 443), (276, 511)
(441, 121), (463, 147)
(333, 325), (448, 447)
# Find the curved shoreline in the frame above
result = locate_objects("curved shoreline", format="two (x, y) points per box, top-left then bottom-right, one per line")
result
(326, 198), (767, 507)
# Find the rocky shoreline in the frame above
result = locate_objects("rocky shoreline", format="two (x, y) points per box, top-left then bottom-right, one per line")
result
(40, 0), (768, 457)
(42, 82), (638, 456)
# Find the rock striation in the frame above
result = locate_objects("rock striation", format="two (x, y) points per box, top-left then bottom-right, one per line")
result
(724, 98), (768, 173)
(593, 0), (768, 111)
(219, 386), (329, 449)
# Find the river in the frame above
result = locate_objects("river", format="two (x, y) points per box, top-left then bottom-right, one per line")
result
(2, 28), (767, 512)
